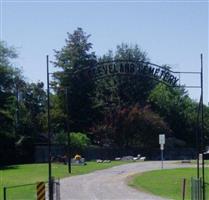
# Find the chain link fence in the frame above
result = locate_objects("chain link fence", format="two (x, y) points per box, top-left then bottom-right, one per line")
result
(205, 181), (209, 200)
(191, 177), (203, 200)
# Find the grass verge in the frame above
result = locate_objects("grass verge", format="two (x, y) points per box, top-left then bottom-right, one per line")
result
(129, 168), (209, 200)
(0, 160), (130, 199)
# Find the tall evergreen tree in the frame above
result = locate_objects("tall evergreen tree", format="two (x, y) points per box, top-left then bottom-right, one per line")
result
(53, 28), (98, 132)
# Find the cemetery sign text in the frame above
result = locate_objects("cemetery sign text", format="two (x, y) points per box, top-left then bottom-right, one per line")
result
(79, 60), (179, 87)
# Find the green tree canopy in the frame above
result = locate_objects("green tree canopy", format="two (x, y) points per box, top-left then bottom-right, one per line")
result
(148, 83), (200, 146)
(95, 43), (157, 113)
(91, 105), (170, 148)
(53, 28), (98, 133)
(0, 41), (17, 138)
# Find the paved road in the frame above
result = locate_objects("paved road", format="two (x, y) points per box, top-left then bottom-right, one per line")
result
(60, 161), (192, 200)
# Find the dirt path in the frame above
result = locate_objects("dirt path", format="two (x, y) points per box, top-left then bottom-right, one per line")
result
(60, 161), (192, 200)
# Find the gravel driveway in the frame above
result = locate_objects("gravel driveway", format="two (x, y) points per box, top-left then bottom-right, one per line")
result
(60, 161), (192, 200)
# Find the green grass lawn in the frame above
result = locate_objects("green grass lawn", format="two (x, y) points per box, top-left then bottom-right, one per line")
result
(0, 161), (130, 200)
(129, 168), (209, 200)
(176, 159), (209, 165)
(192, 159), (209, 165)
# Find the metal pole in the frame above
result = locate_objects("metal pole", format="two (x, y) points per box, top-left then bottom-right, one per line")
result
(15, 85), (19, 138)
(161, 149), (163, 169)
(200, 54), (205, 200)
(182, 178), (186, 200)
(47, 55), (53, 200)
(196, 97), (201, 179)
(65, 88), (71, 173)
(3, 187), (6, 200)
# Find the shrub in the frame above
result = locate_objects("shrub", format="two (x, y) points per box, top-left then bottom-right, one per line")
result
(54, 131), (90, 151)
(70, 132), (91, 150)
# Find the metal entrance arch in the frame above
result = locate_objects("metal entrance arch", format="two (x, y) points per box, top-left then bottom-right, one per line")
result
(46, 55), (205, 200)
(73, 59), (179, 87)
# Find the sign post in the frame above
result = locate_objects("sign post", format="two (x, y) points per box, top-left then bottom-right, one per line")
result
(159, 134), (165, 169)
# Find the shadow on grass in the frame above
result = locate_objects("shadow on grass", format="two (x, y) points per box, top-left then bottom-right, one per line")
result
(0, 165), (19, 170)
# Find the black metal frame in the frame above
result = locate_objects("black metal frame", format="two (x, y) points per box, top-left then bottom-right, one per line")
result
(47, 55), (53, 200)
(47, 57), (74, 200)
(65, 87), (71, 174)
(46, 55), (205, 200)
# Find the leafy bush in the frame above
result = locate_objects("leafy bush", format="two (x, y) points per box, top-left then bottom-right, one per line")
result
(55, 131), (90, 150)
(70, 132), (91, 150)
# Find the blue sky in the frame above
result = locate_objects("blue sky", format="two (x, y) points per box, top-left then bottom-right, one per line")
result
(1, 0), (208, 103)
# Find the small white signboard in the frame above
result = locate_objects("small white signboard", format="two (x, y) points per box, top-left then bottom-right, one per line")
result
(159, 134), (165, 169)
(159, 134), (165, 145)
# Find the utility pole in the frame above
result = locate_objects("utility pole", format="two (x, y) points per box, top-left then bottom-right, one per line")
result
(200, 54), (205, 200)
(47, 55), (53, 200)
(65, 88), (71, 173)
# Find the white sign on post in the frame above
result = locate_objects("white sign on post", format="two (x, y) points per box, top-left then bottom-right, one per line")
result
(159, 134), (165, 144)
(159, 134), (165, 169)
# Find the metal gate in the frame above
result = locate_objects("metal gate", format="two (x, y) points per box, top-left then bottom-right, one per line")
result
(3, 179), (60, 200)
(191, 177), (203, 200)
